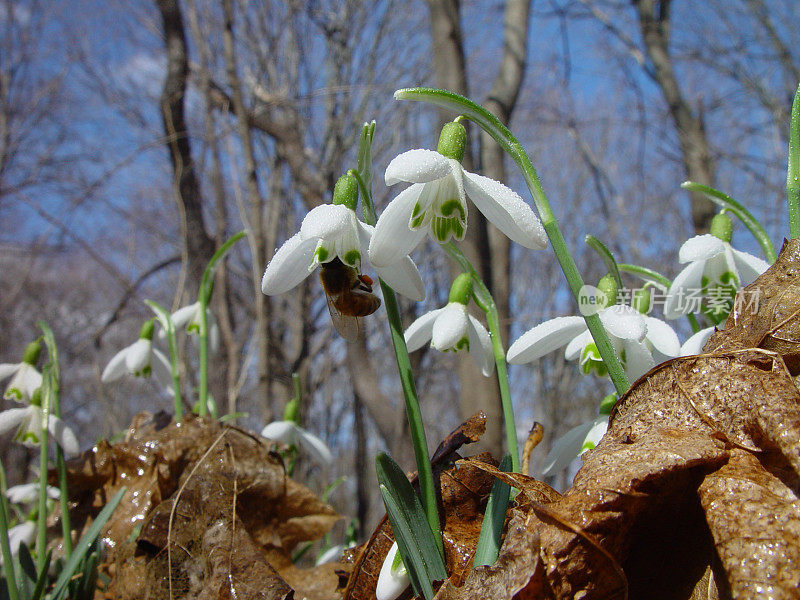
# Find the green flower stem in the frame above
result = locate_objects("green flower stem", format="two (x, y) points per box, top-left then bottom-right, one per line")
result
(394, 87), (630, 395)
(443, 243), (520, 473)
(349, 134), (444, 557)
(586, 235), (622, 289)
(789, 83), (800, 239)
(0, 463), (19, 600)
(680, 182), (776, 263)
(39, 322), (72, 557)
(144, 301), (182, 420)
(686, 312), (702, 335)
(37, 371), (51, 572)
(198, 231), (246, 417)
(617, 264), (671, 289)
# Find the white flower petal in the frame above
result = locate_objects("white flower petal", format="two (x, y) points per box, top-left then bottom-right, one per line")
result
(0, 364), (19, 382)
(404, 309), (444, 352)
(385, 149), (452, 186)
(584, 416), (609, 449)
(680, 326), (716, 357)
(171, 303), (200, 329)
(0, 407), (32, 436)
(731, 247), (770, 285)
(376, 542), (410, 600)
(296, 428), (334, 467)
(47, 415), (79, 456)
(643, 317), (681, 357)
(462, 171), (547, 249)
(507, 316), (587, 364)
(467, 315), (494, 376)
(151, 348), (174, 391)
(663, 260), (707, 319)
(369, 184), (427, 267)
(599, 306), (646, 341)
(6, 484), (59, 504)
(431, 304), (469, 351)
(101, 348), (129, 383)
(564, 329), (594, 361)
(678, 234), (725, 263)
(260, 420), (298, 445)
(541, 420), (594, 475)
(261, 233), (320, 295)
(7, 521), (35, 557)
(7, 364), (42, 403)
(125, 339), (152, 373)
(373, 256), (425, 301)
(300, 204), (353, 241)
(207, 312), (220, 355)
(316, 545), (344, 566)
(622, 339), (655, 382)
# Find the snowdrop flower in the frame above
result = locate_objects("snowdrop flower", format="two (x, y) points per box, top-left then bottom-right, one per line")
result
(680, 326), (716, 357)
(262, 174), (425, 301)
(404, 273), (494, 376)
(315, 544), (345, 566)
(6, 482), (60, 505)
(541, 394), (615, 475)
(261, 420), (333, 468)
(369, 121), (547, 267)
(664, 214), (770, 323)
(159, 301), (220, 354)
(0, 393), (79, 456)
(0, 340), (43, 403)
(376, 541), (410, 600)
(101, 319), (171, 385)
(0, 521), (35, 566)
(508, 279), (680, 382)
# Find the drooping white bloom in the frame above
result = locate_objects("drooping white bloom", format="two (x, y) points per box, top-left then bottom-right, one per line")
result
(541, 415), (609, 476)
(0, 361), (42, 404)
(404, 302), (494, 377)
(376, 541), (410, 600)
(0, 404), (79, 456)
(680, 326), (716, 357)
(369, 149), (547, 267)
(261, 203), (425, 301)
(6, 482), (60, 505)
(0, 521), (35, 566)
(101, 338), (171, 385)
(664, 234), (770, 321)
(316, 544), (345, 566)
(167, 301), (220, 354)
(260, 420), (333, 468)
(507, 305), (680, 382)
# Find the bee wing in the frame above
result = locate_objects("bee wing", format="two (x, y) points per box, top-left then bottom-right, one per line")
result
(325, 292), (361, 342)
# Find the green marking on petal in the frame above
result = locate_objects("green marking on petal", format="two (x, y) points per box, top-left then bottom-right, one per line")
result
(6, 388), (22, 401)
(187, 323), (200, 334)
(580, 343), (608, 377)
(315, 246), (330, 262)
(342, 249), (361, 266)
(454, 337), (470, 352)
(580, 439), (596, 453)
(439, 198), (465, 219)
(19, 431), (39, 445)
(410, 202), (426, 229)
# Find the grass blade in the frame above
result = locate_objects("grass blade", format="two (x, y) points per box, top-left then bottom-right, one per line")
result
(473, 455), (512, 567)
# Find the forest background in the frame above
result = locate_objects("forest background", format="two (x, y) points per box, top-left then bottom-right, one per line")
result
(1, 0), (796, 543)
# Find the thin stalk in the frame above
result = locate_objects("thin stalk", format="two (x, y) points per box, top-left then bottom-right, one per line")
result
(394, 88), (630, 395)
(37, 372), (51, 573)
(144, 301), (182, 420)
(0, 463), (19, 600)
(38, 322), (72, 556)
(788, 83), (800, 239)
(349, 131), (443, 556)
(617, 265), (699, 333)
(443, 243), (519, 472)
(197, 231), (246, 417)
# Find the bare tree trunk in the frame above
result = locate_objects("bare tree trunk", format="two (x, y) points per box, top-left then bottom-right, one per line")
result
(155, 0), (215, 299)
(633, 0), (716, 233)
(221, 0), (272, 421)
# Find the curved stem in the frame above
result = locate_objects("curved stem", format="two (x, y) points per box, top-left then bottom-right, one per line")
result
(443, 243), (519, 472)
(395, 87), (630, 395)
(681, 182), (776, 263)
(0, 463), (19, 600)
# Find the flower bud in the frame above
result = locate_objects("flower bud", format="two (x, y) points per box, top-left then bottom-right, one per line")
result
(332, 173), (359, 211)
(283, 397), (300, 423)
(710, 213), (733, 243)
(437, 121), (466, 162)
(596, 274), (618, 309)
(448, 272), (474, 305)
(632, 287), (652, 315)
(22, 340), (42, 366)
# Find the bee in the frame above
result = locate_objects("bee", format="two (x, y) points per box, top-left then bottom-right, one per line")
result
(319, 257), (381, 341)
